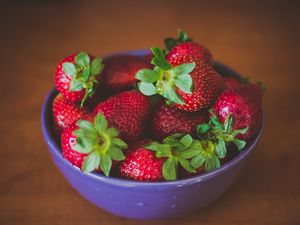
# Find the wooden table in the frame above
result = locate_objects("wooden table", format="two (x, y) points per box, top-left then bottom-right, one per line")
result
(0, 0), (299, 224)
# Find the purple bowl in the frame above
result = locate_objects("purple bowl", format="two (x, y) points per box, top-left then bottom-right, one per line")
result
(41, 50), (263, 220)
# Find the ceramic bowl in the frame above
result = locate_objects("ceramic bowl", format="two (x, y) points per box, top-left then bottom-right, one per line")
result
(41, 50), (263, 220)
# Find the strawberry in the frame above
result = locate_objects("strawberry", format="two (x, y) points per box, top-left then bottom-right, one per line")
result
(119, 133), (202, 181)
(93, 90), (150, 142)
(102, 55), (152, 92)
(223, 77), (241, 90)
(52, 93), (89, 133)
(135, 47), (223, 112)
(150, 102), (208, 140)
(119, 147), (165, 181)
(212, 83), (263, 141)
(61, 114), (127, 175)
(164, 30), (212, 64)
(55, 51), (104, 106)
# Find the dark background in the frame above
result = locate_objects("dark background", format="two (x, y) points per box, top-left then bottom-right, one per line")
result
(0, 0), (299, 224)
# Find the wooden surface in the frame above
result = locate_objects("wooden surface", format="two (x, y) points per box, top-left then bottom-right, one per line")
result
(0, 0), (299, 224)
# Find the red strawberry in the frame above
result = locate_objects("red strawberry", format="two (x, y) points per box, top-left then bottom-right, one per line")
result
(213, 83), (263, 140)
(102, 55), (152, 92)
(52, 93), (89, 133)
(93, 90), (150, 142)
(135, 48), (223, 112)
(55, 51), (104, 106)
(174, 62), (223, 111)
(164, 30), (212, 64)
(119, 133), (201, 181)
(119, 147), (165, 181)
(61, 114), (127, 175)
(223, 77), (241, 90)
(150, 102), (208, 140)
(166, 42), (212, 65)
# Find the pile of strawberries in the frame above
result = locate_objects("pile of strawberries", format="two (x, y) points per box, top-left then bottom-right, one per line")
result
(52, 31), (264, 181)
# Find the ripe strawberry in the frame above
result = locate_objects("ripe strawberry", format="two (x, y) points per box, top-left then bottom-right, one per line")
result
(119, 133), (201, 181)
(61, 114), (127, 175)
(164, 30), (212, 64)
(55, 51), (104, 106)
(212, 83), (263, 141)
(102, 55), (152, 92)
(93, 90), (150, 142)
(150, 102), (208, 140)
(223, 77), (241, 90)
(135, 47), (223, 112)
(52, 93), (89, 133)
(119, 147), (165, 181)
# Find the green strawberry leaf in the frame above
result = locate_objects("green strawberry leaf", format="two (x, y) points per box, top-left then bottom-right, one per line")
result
(62, 62), (77, 77)
(233, 138), (246, 151)
(162, 158), (177, 181)
(109, 146), (125, 161)
(94, 114), (108, 133)
(151, 47), (172, 70)
(135, 69), (160, 83)
(232, 127), (248, 136)
(215, 139), (227, 158)
(163, 133), (184, 148)
(82, 67), (91, 81)
(99, 154), (112, 176)
(69, 79), (84, 92)
(180, 148), (201, 159)
(112, 138), (128, 148)
(91, 58), (103, 76)
(106, 127), (119, 138)
(82, 152), (100, 172)
(191, 153), (206, 169)
(76, 120), (95, 132)
(146, 143), (172, 157)
(164, 86), (184, 104)
(205, 155), (220, 171)
(174, 73), (193, 94)
(164, 38), (177, 51)
(138, 82), (157, 96)
(179, 158), (196, 173)
(72, 140), (94, 154)
(224, 114), (233, 132)
(75, 52), (90, 68)
(197, 123), (211, 134)
(173, 62), (195, 75)
(178, 30), (192, 43)
(179, 134), (193, 148)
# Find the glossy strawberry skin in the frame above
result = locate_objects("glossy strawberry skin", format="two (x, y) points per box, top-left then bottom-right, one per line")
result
(150, 103), (209, 141)
(55, 53), (99, 103)
(93, 91), (150, 142)
(119, 147), (165, 181)
(102, 55), (152, 92)
(176, 61), (224, 112)
(166, 42), (212, 65)
(52, 94), (89, 134)
(213, 84), (263, 140)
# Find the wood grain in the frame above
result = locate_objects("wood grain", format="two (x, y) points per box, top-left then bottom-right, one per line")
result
(0, 0), (299, 224)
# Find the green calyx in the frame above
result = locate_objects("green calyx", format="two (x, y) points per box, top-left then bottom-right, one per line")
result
(62, 51), (104, 107)
(197, 109), (248, 155)
(164, 29), (192, 52)
(72, 114), (127, 176)
(135, 47), (195, 105)
(191, 140), (221, 172)
(146, 133), (202, 181)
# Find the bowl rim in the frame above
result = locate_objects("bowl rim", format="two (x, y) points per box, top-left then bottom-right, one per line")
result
(41, 49), (264, 189)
